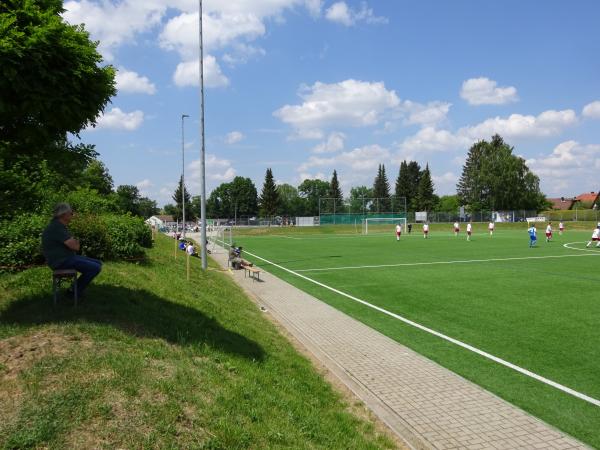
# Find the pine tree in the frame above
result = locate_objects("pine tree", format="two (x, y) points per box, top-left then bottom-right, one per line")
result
(416, 164), (436, 211)
(328, 170), (344, 213)
(172, 175), (194, 221)
(259, 168), (279, 218)
(372, 164), (391, 212)
(407, 161), (422, 211)
(395, 160), (411, 212)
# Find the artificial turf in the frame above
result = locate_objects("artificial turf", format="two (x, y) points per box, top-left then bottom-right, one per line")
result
(234, 223), (600, 448)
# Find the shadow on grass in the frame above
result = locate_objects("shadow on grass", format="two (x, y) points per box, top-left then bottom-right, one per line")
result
(0, 284), (264, 362)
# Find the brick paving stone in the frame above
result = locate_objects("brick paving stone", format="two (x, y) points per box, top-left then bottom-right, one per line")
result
(199, 236), (589, 450)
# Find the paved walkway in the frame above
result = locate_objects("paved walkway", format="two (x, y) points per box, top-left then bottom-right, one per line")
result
(199, 237), (587, 450)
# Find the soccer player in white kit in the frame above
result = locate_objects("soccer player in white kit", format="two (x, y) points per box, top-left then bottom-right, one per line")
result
(423, 222), (429, 239)
(488, 221), (495, 236)
(559, 221), (565, 235)
(395, 223), (402, 241)
(453, 221), (460, 236)
(466, 222), (473, 241)
(586, 225), (600, 248)
(545, 222), (553, 242)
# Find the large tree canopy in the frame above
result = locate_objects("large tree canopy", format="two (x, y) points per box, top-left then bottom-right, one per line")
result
(0, 0), (115, 147)
(457, 135), (546, 211)
(298, 179), (330, 216)
(372, 164), (391, 212)
(259, 168), (279, 218)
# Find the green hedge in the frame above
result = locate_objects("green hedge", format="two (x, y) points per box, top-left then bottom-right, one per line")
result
(0, 213), (152, 270)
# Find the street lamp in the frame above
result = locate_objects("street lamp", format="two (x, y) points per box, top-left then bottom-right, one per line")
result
(199, 0), (208, 270)
(181, 114), (189, 238)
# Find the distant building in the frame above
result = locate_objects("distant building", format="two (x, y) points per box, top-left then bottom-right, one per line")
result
(547, 197), (573, 211)
(146, 215), (176, 228)
(548, 191), (599, 210)
(573, 191), (599, 209)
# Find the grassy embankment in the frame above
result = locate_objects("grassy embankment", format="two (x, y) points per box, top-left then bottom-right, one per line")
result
(0, 235), (396, 449)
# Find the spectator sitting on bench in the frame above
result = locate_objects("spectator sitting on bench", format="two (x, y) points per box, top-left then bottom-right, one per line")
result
(42, 203), (102, 298)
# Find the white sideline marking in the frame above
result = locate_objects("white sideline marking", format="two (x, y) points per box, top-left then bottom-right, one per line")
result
(236, 243), (600, 408)
(295, 252), (600, 273)
(563, 242), (600, 253)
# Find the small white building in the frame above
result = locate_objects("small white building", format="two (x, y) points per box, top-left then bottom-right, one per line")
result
(146, 215), (176, 229)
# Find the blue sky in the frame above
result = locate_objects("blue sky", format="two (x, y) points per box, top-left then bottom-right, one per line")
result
(64, 0), (600, 206)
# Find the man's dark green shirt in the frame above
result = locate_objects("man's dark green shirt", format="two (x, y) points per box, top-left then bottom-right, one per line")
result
(42, 219), (75, 269)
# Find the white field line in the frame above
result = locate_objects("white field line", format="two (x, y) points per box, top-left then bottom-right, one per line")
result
(224, 240), (600, 408)
(295, 252), (600, 273)
(563, 242), (600, 252)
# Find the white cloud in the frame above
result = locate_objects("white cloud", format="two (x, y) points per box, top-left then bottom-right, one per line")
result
(460, 77), (519, 105)
(399, 127), (469, 153)
(582, 101), (600, 119)
(116, 69), (157, 94)
(460, 109), (577, 140)
(526, 141), (600, 195)
(136, 179), (154, 196)
(312, 132), (345, 153)
(299, 144), (390, 172)
(274, 79), (400, 137)
(189, 154), (236, 185)
(173, 56), (229, 88)
(63, 0), (166, 60)
(402, 100), (451, 126)
(325, 1), (387, 26)
(398, 108), (577, 154)
(93, 107), (144, 131)
(225, 131), (245, 144)
(432, 172), (457, 195)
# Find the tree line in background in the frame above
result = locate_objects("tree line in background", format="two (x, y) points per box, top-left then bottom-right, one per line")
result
(189, 133), (547, 220)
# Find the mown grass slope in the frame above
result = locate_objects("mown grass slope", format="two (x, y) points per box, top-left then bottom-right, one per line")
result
(0, 235), (395, 449)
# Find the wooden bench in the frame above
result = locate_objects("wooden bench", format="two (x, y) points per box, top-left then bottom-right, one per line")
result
(52, 269), (78, 307)
(243, 265), (261, 281)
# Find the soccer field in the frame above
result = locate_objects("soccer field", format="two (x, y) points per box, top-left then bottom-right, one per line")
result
(233, 224), (600, 447)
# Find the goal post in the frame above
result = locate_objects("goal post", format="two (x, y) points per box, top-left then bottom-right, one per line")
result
(362, 217), (407, 235)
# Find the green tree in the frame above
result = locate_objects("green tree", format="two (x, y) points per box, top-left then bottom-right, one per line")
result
(415, 164), (436, 211)
(298, 179), (330, 216)
(349, 186), (373, 214)
(457, 135), (546, 211)
(163, 204), (178, 217)
(229, 177), (258, 218)
(116, 185), (141, 216)
(326, 170), (344, 214)
(138, 197), (159, 218)
(82, 159), (113, 195)
(395, 161), (411, 207)
(372, 164), (391, 212)
(277, 184), (305, 217)
(259, 168), (279, 218)
(172, 175), (193, 221)
(437, 195), (460, 212)
(0, 0), (116, 148)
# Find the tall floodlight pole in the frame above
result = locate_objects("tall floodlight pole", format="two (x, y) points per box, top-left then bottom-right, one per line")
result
(181, 114), (189, 238)
(199, 0), (208, 270)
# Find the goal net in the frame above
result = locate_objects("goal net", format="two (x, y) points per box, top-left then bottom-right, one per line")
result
(362, 217), (407, 235)
(207, 225), (232, 253)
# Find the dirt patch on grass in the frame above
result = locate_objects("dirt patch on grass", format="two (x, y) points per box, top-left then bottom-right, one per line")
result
(0, 330), (92, 381)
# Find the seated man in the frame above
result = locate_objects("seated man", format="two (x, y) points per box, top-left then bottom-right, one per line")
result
(186, 242), (196, 256)
(42, 203), (102, 298)
(178, 239), (186, 251)
(228, 245), (243, 269)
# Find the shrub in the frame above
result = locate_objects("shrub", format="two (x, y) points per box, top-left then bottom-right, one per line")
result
(69, 214), (111, 260)
(0, 213), (152, 270)
(0, 214), (47, 269)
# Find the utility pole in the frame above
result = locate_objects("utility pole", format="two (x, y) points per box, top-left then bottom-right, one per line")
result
(199, 0), (208, 270)
(181, 114), (189, 238)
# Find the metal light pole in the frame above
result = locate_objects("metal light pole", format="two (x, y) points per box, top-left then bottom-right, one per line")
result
(181, 114), (189, 238)
(199, 0), (208, 270)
